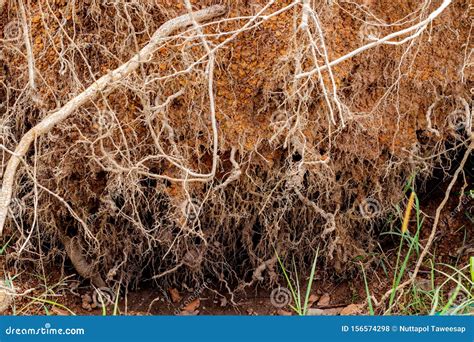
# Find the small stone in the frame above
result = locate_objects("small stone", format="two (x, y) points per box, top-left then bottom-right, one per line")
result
(81, 302), (92, 311)
(277, 309), (292, 316)
(340, 304), (364, 315)
(182, 298), (200, 312)
(308, 293), (320, 307)
(0, 280), (14, 314)
(307, 307), (342, 316)
(168, 288), (182, 303)
(220, 296), (228, 307)
(82, 293), (92, 304)
(415, 278), (432, 291)
(179, 310), (199, 316)
(317, 293), (331, 306)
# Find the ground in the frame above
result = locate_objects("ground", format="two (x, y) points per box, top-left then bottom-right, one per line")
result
(0, 0), (472, 316)
(1, 157), (472, 315)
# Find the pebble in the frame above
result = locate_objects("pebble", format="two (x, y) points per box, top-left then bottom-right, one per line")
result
(0, 280), (14, 314)
(307, 307), (342, 316)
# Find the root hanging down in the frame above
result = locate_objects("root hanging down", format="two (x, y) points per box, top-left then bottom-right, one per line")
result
(0, 5), (227, 236)
(61, 235), (106, 289)
(0, 0), (471, 289)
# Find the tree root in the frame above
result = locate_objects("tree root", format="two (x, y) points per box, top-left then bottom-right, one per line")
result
(0, 4), (227, 235)
(60, 235), (106, 288)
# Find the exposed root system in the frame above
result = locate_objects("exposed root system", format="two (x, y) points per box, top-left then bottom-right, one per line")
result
(0, 0), (472, 291)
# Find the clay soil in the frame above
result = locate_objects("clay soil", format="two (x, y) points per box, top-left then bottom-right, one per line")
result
(0, 0), (472, 315)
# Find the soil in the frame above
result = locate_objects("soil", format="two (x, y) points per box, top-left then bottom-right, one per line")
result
(0, 0), (472, 315)
(1, 161), (471, 315)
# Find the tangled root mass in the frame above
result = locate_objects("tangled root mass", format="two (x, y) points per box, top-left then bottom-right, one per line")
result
(0, 0), (472, 289)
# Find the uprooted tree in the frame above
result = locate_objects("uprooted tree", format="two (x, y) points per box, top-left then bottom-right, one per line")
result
(0, 0), (472, 302)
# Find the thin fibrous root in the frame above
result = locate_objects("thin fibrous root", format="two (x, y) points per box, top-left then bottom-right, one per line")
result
(0, 5), (227, 236)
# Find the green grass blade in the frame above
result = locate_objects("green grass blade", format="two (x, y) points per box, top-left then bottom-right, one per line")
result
(388, 236), (404, 310)
(360, 263), (374, 315)
(25, 296), (76, 315)
(0, 235), (14, 254)
(389, 227), (420, 310)
(440, 279), (462, 315)
(470, 256), (474, 283)
(276, 251), (298, 313)
(293, 256), (302, 315)
(429, 287), (441, 315)
(113, 285), (120, 316)
(303, 247), (319, 315)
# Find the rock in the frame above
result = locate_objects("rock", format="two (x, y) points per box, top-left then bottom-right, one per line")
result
(182, 298), (200, 312)
(277, 309), (292, 316)
(246, 308), (257, 315)
(219, 296), (228, 307)
(0, 280), (14, 314)
(340, 303), (364, 315)
(317, 293), (331, 306)
(82, 293), (92, 304)
(179, 310), (199, 316)
(308, 293), (320, 307)
(415, 278), (432, 291)
(169, 288), (182, 303)
(81, 293), (93, 311)
(307, 307), (342, 316)
(81, 301), (92, 311)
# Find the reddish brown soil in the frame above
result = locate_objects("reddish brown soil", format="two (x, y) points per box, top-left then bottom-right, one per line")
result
(0, 0), (472, 315)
